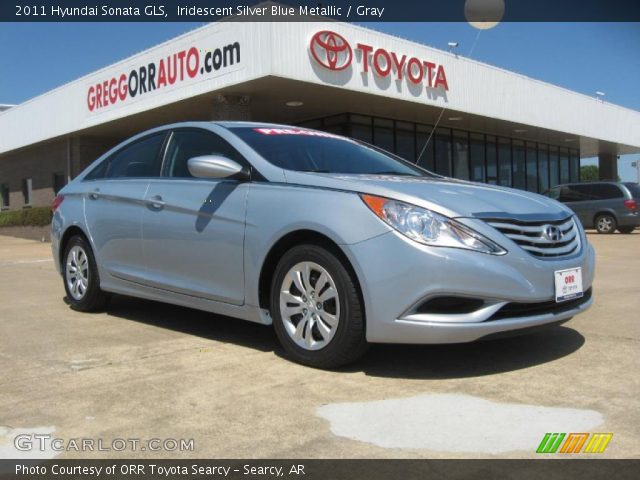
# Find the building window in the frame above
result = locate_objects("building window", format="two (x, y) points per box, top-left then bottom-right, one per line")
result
(486, 135), (498, 184)
(434, 127), (452, 176)
(498, 137), (512, 187)
(349, 115), (372, 143)
(53, 172), (66, 194)
(469, 133), (485, 182)
(22, 178), (32, 206)
(569, 149), (580, 183)
(559, 147), (570, 184)
(322, 114), (348, 135)
(0, 183), (9, 209)
(549, 146), (560, 187)
(416, 124), (435, 171)
(395, 121), (415, 162)
(452, 130), (469, 180)
(373, 118), (394, 153)
(526, 142), (538, 192)
(538, 144), (550, 192)
(512, 140), (526, 190)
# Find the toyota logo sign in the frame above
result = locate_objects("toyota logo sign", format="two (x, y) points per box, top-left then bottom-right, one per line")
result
(310, 30), (352, 71)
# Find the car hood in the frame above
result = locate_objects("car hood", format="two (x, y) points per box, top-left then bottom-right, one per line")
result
(283, 171), (573, 220)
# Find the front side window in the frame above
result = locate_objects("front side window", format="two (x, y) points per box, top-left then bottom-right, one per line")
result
(546, 186), (560, 200)
(559, 185), (590, 202)
(231, 127), (431, 177)
(106, 133), (166, 178)
(163, 130), (246, 178)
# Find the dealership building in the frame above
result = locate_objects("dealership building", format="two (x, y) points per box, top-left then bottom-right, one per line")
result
(1, 18), (640, 211)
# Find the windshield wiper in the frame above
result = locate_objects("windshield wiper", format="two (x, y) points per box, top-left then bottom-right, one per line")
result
(300, 169), (331, 173)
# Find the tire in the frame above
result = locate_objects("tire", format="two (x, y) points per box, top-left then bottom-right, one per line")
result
(270, 244), (368, 368)
(595, 214), (616, 234)
(618, 226), (635, 234)
(62, 235), (109, 312)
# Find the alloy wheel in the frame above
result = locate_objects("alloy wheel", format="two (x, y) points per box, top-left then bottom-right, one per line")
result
(597, 216), (614, 233)
(279, 261), (340, 351)
(66, 245), (89, 300)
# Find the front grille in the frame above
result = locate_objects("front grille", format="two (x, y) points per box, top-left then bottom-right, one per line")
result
(485, 216), (580, 258)
(488, 288), (592, 321)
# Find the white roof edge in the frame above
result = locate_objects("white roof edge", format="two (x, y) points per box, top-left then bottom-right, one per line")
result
(349, 22), (640, 116)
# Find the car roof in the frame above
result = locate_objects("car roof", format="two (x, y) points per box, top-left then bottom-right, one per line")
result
(555, 181), (623, 187)
(135, 120), (315, 135)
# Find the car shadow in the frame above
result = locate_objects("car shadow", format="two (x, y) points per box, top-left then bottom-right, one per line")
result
(350, 326), (585, 380)
(96, 295), (585, 379)
(104, 295), (280, 353)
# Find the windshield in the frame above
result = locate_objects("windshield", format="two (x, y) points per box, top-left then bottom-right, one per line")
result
(231, 127), (432, 176)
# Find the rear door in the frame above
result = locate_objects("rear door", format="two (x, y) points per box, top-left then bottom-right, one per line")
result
(594, 183), (626, 218)
(141, 128), (249, 305)
(83, 132), (168, 282)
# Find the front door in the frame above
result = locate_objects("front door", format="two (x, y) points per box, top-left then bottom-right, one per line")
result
(141, 129), (249, 306)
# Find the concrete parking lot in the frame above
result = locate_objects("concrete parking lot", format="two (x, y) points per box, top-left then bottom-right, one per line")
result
(0, 231), (638, 459)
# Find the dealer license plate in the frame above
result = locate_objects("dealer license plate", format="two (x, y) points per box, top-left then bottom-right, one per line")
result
(554, 267), (583, 303)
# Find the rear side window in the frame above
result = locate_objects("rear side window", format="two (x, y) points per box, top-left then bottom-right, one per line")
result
(589, 183), (624, 200)
(162, 129), (248, 178)
(85, 133), (166, 180)
(624, 183), (640, 199)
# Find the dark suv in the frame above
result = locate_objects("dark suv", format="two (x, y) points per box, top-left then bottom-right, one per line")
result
(545, 181), (640, 234)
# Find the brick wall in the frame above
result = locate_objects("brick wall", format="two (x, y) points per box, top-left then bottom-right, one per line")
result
(0, 136), (120, 210)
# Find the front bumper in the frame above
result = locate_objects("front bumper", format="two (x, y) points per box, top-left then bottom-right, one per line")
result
(344, 220), (595, 344)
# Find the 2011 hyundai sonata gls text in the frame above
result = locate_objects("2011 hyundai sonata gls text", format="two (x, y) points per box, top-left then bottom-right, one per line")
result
(51, 122), (595, 368)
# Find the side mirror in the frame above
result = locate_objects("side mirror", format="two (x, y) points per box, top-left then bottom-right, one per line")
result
(187, 155), (249, 180)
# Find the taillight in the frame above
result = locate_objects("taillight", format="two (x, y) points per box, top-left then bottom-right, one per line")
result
(51, 195), (64, 212)
(624, 199), (637, 210)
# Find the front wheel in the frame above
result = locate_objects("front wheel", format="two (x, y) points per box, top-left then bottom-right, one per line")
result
(595, 214), (616, 234)
(63, 235), (109, 311)
(270, 244), (368, 368)
(618, 226), (635, 234)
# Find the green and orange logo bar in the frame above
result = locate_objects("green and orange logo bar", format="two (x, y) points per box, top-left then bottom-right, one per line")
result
(536, 433), (613, 454)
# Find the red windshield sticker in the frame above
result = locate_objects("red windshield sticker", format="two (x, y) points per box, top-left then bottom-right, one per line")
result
(253, 128), (347, 140)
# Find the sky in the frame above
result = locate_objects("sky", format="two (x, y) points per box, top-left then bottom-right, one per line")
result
(0, 21), (639, 180)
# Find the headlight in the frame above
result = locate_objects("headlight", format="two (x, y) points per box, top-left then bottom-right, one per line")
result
(361, 194), (507, 255)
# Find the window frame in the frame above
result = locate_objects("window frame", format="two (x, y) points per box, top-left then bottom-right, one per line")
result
(83, 131), (170, 181)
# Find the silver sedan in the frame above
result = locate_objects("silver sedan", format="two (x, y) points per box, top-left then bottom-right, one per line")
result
(51, 122), (594, 368)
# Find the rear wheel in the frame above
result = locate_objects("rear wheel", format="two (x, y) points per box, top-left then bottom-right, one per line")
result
(618, 226), (635, 234)
(63, 235), (109, 311)
(270, 244), (368, 368)
(595, 214), (616, 234)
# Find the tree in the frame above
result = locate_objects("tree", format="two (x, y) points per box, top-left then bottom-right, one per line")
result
(580, 165), (599, 181)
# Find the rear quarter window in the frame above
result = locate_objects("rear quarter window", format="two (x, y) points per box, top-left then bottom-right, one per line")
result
(624, 183), (640, 199)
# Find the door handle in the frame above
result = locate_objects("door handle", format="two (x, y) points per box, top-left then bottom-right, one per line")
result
(89, 189), (100, 200)
(147, 195), (165, 210)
